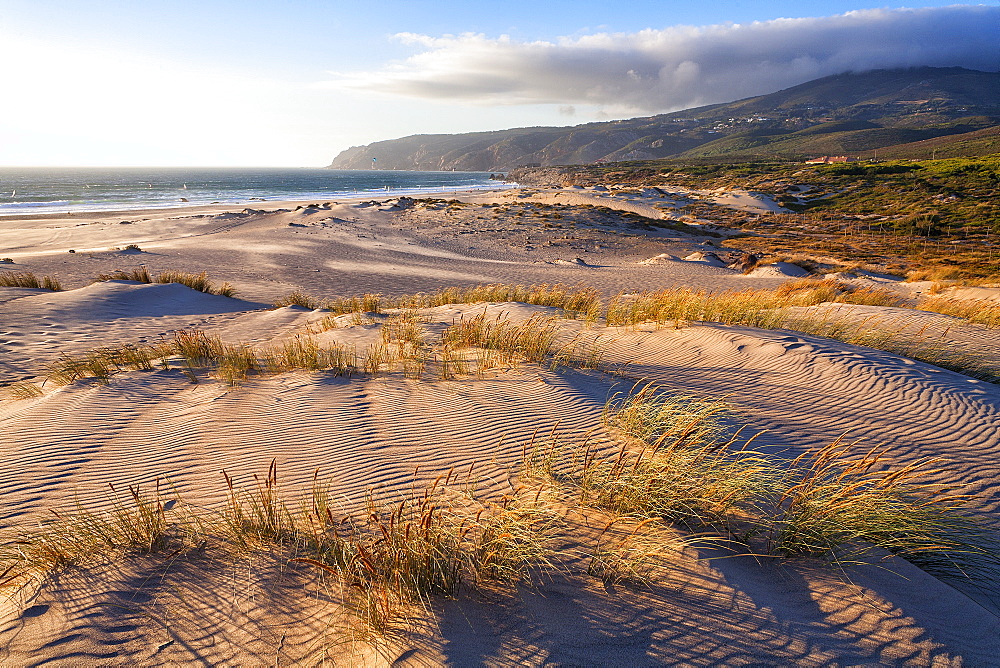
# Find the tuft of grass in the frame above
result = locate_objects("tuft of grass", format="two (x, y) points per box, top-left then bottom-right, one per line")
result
(220, 461), (297, 550)
(323, 293), (383, 315)
(90, 268), (236, 296)
(918, 296), (1000, 329)
(93, 267), (153, 283)
(293, 476), (557, 636)
(396, 283), (601, 319)
(588, 518), (674, 585)
(0, 271), (62, 291)
(605, 385), (735, 445)
(172, 329), (225, 367)
(442, 312), (561, 365)
(0, 481), (187, 589)
(215, 342), (266, 386)
(526, 391), (772, 531)
(7, 381), (44, 399)
(527, 388), (998, 585)
(607, 288), (790, 329)
(775, 278), (906, 308)
(156, 270), (236, 297)
(765, 437), (996, 576)
(608, 287), (998, 382)
(274, 291), (322, 310)
(380, 310), (427, 346)
(312, 284), (601, 324)
(8, 380), (43, 399)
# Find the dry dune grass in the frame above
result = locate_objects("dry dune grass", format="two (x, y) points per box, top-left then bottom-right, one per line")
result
(282, 283), (602, 321)
(773, 278), (906, 308)
(93, 267), (153, 283)
(918, 295), (1000, 329)
(606, 285), (999, 382)
(2, 389), (995, 645)
(525, 384), (998, 580)
(0, 461), (561, 640)
(91, 268), (236, 296)
(0, 270), (62, 291)
(34, 308), (610, 391)
(606, 280), (905, 329)
(12, 278), (998, 397)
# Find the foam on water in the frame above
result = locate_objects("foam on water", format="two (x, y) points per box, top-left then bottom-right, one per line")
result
(0, 167), (508, 215)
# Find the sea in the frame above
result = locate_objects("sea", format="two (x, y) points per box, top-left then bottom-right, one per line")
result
(0, 167), (508, 216)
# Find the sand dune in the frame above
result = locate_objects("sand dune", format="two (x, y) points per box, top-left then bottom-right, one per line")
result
(1, 190), (999, 665)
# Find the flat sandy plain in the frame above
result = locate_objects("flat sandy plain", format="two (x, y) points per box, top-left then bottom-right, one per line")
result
(1, 186), (999, 665)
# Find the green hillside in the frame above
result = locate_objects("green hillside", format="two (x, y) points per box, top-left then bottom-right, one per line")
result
(329, 67), (1000, 170)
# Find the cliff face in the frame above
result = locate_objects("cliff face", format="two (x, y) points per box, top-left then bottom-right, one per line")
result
(327, 68), (1000, 171)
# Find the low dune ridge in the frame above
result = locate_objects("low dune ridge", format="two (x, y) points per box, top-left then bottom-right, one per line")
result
(1, 188), (999, 665)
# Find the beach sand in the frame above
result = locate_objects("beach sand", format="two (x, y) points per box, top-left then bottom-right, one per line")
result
(1, 188), (998, 665)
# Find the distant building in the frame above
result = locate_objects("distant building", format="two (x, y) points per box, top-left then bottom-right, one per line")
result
(804, 155), (852, 164)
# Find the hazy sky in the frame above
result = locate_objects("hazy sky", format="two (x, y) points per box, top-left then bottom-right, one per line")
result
(1, 1), (997, 166)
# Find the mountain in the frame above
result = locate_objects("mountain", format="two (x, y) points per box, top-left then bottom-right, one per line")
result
(327, 67), (1000, 170)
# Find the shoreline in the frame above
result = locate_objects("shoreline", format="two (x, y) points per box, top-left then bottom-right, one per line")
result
(0, 183), (517, 221)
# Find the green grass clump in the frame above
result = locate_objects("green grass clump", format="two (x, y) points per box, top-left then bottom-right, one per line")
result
(525, 386), (997, 582)
(527, 389), (771, 530)
(766, 437), (995, 575)
(0, 271), (62, 291)
(606, 385), (735, 445)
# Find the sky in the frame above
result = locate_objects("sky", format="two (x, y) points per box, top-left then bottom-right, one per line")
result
(0, 1), (997, 167)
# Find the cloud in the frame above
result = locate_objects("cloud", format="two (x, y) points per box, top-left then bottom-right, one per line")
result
(333, 6), (999, 113)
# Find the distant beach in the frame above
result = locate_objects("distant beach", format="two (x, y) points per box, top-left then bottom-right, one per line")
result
(0, 167), (505, 216)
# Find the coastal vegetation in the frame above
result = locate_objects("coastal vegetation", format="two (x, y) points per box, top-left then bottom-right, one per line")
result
(8, 279), (999, 395)
(517, 154), (1000, 281)
(0, 270), (62, 291)
(92, 268), (236, 296)
(2, 390), (994, 641)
